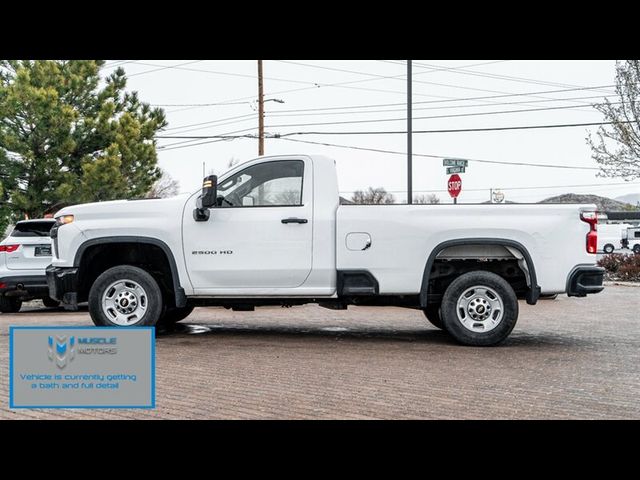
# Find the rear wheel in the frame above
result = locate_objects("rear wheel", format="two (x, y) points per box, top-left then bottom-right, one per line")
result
(88, 265), (163, 327)
(440, 271), (518, 346)
(634, 245), (640, 255)
(603, 244), (615, 254)
(158, 305), (195, 325)
(42, 296), (60, 308)
(0, 297), (22, 313)
(422, 305), (443, 329)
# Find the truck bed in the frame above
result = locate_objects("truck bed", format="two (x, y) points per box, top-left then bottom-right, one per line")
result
(336, 203), (596, 294)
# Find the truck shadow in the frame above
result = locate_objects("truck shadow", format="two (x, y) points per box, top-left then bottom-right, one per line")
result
(156, 322), (587, 348)
(157, 322), (455, 344)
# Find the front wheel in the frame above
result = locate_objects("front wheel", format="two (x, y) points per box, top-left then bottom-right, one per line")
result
(440, 271), (519, 346)
(88, 266), (163, 327)
(634, 245), (640, 255)
(0, 296), (22, 313)
(603, 244), (615, 254)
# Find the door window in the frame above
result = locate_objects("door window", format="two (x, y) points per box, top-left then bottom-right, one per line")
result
(217, 160), (304, 207)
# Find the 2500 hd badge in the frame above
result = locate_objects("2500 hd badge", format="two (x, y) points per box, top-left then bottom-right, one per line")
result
(191, 250), (233, 255)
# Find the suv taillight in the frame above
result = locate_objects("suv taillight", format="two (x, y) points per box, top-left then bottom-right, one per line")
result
(580, 211), (598, 254)
(0, 244), (20, 253)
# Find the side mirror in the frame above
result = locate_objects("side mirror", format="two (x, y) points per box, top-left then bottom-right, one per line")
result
(201, 175), (218, 209)
(193, 175), (217, 222)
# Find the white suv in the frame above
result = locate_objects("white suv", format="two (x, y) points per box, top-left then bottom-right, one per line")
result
(0, 219), (59, 313)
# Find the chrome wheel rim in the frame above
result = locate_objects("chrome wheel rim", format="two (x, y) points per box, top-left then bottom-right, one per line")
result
(101, 279), (148, 326)
(456, 285), (504, 333)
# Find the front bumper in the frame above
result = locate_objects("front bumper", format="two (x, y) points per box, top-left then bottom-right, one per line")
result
(46, 265), (79, 305)
(566, 265), (605, 297)
(0, 275), (49, 298)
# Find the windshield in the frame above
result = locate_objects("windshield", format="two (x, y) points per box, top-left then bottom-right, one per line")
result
(10, 221), (55, 237)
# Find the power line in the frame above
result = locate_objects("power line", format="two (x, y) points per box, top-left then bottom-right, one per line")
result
(157, 120), (634, 141)
(155, 75), (622, 118)
(127, 60), (204, 78)
(275, 60), (520, 96)
(278, 60), (599, 111)
(153, 62), (518, 117)
(128, 61), (315, 85)
(159, 117), (258, 138)
(259, 84), (622, 116)
(151, 100), (252, 107)
(383, 60), (617, 96)
(155, 132), (602, 171)
(272, 120), (634, 137)
(157, 128), (258, 151)
(266, 94), (619, 118)
(272, 136), (600, 170)
(264, 103), (610, 129)
(161, 113), (257, 133)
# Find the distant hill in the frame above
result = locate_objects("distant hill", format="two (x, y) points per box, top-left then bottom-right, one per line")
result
(538, 194), (636, 211)
(615, 193), (640, 206)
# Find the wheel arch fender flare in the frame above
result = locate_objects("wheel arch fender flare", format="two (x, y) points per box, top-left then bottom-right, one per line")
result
(419, 238), (540, 308)
(73, 236), (187, 308)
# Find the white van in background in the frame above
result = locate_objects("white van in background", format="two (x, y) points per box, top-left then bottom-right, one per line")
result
(598, 223), (631, 254)
(622, 226), (640, 254)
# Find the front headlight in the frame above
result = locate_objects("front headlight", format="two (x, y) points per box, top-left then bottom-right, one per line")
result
(56, 214), (75, 225)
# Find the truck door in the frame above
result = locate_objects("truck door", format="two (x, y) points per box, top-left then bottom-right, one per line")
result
(182, 158), (313, 290)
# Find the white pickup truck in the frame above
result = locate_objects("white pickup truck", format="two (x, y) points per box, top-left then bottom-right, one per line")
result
(46, 154), (604, 345)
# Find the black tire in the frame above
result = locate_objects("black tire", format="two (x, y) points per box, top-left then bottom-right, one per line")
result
(422, 305), (444, 329)
(88, 265), (163, 327)
(440, 271), (519, 346)
(603, 244), (615, 254)
(158, 305), (195, 325)
(634, 244), (640, 255)
(42, 296), (60, 308)
(0, 296), (22, 313)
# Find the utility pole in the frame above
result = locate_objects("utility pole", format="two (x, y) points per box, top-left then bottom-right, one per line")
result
(258, 60), (264, 156)
(407, 60), (413, 205)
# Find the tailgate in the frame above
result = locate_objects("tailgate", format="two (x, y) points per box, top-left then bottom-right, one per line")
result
(5, 238), (53, 270)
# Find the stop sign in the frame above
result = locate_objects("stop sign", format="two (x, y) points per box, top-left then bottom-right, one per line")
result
(448, 174), (462, 198)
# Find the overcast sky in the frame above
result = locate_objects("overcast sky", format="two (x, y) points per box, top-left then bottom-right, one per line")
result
(103, 60), (640, 203)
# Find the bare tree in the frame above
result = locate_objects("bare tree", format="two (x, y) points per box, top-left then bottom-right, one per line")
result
(587, 61), (640, 180)
(273, 189), (301, 205)
(146, 170), (179, 198)
(228, 157), (240, 169)
(351, 187), (395, 204)
(414, 193), (440, 204)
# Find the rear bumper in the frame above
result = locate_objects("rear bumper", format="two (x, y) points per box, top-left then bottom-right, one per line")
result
(46, 265), (79, 305)
(0, 275), (49, 298)
(566, 265), (605, 297)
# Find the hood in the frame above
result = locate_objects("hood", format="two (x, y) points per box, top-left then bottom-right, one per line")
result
(54, 194), (193, 220)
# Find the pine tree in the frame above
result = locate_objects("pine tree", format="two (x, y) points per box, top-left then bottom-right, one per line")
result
(0, 60), (167, 227)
